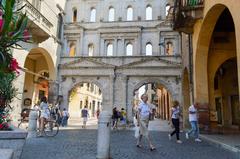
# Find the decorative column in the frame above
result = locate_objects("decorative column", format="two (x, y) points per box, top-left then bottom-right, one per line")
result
(80, 29), (84, 56)
(137, 30), (142, 55)
(114, 38), (118, 56)
(63, 35), (68, 56)
(76, 35), (81, 56)
(96, 33), (101, 56)
(100, 39), (105, 56)
(48, 82), (59, 105)
(108, 75), (115, 111)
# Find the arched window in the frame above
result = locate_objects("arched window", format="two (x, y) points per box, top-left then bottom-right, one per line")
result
(146, 43), (152, 56)
(127, 6), (133, 21)
(73, 8), (77, 22)
(126, 43), (133, 56)
(166, 4), (170, 16)
(166, 42), (173, 55)
(88, 44), (94, 56)
(90, 8), (96, 22)
(69, 42), (76, 57)
(107, 43), (113, 56)
(108, 7), (115, 22)
(146, 5), (152, 20)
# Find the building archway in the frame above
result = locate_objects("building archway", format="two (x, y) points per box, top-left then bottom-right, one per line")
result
(22, 48), (55, 109)
(68, 82), (103, 119)
(131, 78), (179, 123)
(195, 6), (239, 132)
(194, 4), (227, 103)
(211, 58), (239, 132)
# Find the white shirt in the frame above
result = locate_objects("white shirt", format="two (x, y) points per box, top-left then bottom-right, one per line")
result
(171, 106), (180, 119)
(138, 102), (151, 119)
(189, 105), (197, 121)
(62, 110), (69, 117)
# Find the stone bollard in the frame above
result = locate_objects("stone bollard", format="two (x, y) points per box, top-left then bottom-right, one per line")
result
(96, 111), (112, 159)
(27, 110), (38, 138)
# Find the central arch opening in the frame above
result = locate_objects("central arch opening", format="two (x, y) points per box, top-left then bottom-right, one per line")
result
(68, 82), (102, 128)
(133, 82), (174, 127)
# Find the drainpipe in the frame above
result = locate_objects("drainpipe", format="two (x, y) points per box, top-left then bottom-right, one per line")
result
(188, 34), (194, 104)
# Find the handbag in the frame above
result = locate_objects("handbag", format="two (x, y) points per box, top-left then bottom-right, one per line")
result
(134, 126), (140, 138)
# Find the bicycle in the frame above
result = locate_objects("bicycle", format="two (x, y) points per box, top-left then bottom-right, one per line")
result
(40, 117), (59, 137)
(37, 109), (60, 137)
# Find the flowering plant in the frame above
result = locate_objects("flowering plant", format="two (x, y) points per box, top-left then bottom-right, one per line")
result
(0, 109), (12, 130)
(0, 0), (30, 130)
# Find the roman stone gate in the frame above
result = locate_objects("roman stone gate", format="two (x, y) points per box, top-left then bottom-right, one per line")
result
(59, 56), (182, 121)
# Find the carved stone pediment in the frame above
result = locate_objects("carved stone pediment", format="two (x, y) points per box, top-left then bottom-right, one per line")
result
(59, 58), (115, 69)
(119, 57), (181, 68)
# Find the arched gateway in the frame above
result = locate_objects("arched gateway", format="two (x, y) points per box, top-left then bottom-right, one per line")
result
(59, 57), (182, 122)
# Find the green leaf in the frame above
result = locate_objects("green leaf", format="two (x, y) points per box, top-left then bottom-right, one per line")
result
(13, 17), (28, 40)
(2, 0), (14, 35)
(0, 51), (5, 64)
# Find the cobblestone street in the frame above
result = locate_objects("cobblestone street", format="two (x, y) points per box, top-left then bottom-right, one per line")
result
(20, 119), (238, 159)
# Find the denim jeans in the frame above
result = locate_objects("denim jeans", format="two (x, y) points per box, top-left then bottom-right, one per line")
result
(187, 121), (199, 138)
(61, 116), (68, 127)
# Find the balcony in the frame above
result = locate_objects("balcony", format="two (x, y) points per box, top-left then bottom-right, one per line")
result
(16, 0), (53, 43)
(173, 0), (204, 33)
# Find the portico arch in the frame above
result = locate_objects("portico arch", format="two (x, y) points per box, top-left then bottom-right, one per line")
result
(194, 4), (227, 103)
(60, 77), (111, 112)
(68, 81), (103, 119)
(133, 79), (174, 96)
(22, 47), (56, 108)
(128, 77), (181, 122)
(194, 3), (240, 132)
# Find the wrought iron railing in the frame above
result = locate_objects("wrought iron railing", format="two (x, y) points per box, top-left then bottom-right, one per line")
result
(181, 0), (204, 7)
(172, 0), (204, 32)
(16, 0), (53, 32)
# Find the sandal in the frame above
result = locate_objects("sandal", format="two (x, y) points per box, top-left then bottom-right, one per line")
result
(150, 147), (156, 151)
(136, 144), (142, 148)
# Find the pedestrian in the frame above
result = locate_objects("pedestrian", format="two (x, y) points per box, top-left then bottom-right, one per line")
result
(185, 103), (202, 142)
(149, 103), (156, 120)
(168, 100), (182, 144)
(38, 97), (50, 137)
(112, 107), (119, 129)
(55, 104), (62, 126)
(61, 108), (69, 127)
(136, 94), (156, 151)
(81, 106), (89, 128)
(96, 108), (100, 119)
(120, 108), (127, 126)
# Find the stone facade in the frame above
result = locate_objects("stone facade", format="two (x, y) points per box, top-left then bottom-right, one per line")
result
(60, 0), (181, 121)
(174, 0), (240, 132)
(11, 0), (63, 123)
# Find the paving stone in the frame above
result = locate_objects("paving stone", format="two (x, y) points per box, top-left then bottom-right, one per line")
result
(20, 129), (237, 159)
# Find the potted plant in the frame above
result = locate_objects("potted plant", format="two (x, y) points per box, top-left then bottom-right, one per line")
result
(0, 0), (30, 130)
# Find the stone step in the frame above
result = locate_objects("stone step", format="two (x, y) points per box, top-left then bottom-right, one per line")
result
(0, 149), (13, 159)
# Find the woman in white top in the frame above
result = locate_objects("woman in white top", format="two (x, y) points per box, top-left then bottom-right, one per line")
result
(168, 100), (182, 143)
(39, 96), (50, 137)
(136, 94), (156, 151)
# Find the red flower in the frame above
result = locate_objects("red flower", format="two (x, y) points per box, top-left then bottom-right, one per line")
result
(9, 58), (20, 74)
(0, 124), (3, 129)
(0, 10), (4, 32)
(23, 29), (30, 41)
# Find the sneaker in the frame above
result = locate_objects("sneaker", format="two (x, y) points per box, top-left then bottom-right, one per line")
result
(195, 138), (202, 142)
(185, 133), (189, 139)
(168, 134), (171, 140)
(176, 140), (182, 144)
